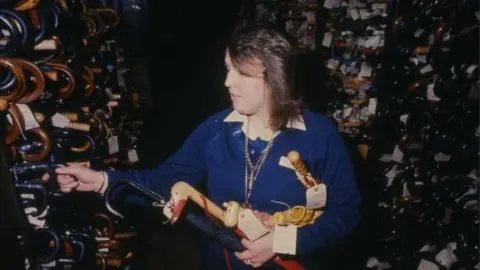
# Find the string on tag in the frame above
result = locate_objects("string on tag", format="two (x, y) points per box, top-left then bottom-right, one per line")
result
(152, 200), (172, 224)
(9, 108), (27, 140)
(271, 200), (291, 211)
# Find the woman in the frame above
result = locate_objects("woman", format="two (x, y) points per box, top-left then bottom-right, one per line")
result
(55, 24), (361, 269)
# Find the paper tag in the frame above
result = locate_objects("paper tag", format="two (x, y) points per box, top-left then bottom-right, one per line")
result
(434, 152), (451, 162)
(359, 63), (373, 77)
(278, 156), (294, 170)
(323, 0), (333, 9)
(306, 183), (327, 209)
(368, 98), (377, 114)
(349, 8), (360, 20)
(163, 205), (173, 219)
(417, 54), (427, 63)
(414, 29), (425, 38)
(327, 59), (339, 70)
(20, 193), (35, 200)
(98, 248), (109, 253)
(391, 145), (404, 162)
(435, 248), (457, 268)
(238, 208), (270, 241)
(372, 3), (387, 10)
(17, 104), (40, 130)
(322, 33), (332, 47)
(420, 64), (433, 74)
(366, 257), (380, 267)
(273, 225), (297, 255)
(427, 84), (441, 101)
(359, 9), (370, 20)
(418, 260), (439, 270)
(467, 65), (477, 74)
(128, 149), (139, 163)
(51, 113), (70, 128)
(108, 136), (119, 154)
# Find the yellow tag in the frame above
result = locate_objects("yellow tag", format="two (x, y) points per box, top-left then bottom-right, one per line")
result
(306, 183), (327, 209)
(273, 225), (297, 255)
(238, 208), (270, 241)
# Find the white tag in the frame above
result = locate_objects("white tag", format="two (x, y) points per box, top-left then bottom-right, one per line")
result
(372, 3), (387, 10)
(359, 63), (373, 77)
(306, 183), (327, 209)
(357, 38), (366, 47)
(17, 104), (40, 130)
(51, 113), (70, 128)
(414, 29), (424, 38)
(417, 54), (427, 63)
(285, 21), (294, 32)
(434, 152), (451, 162)
(327, 59), (339, 70)
(323, 0), (333, 9)
(367, 98), (377, 114)
(278, 156), (294, 170)
(238, 208), (270, 241)
(420, 64), (433, 74)
(418, 260), (439, 270)
(322, 33), (332, 47)
(20, 193), (35, 200)
(385, 165), (398, 187)
(402, 182), (410, 197)
(163, 205), (173, 219)
(359, 9), (370, 20)
(365, 36), (381, 49)
(435, 248), (457, 268)
(95, 236), (110, 241)
(273, 225), (297, 255)
(400, 114), (409, 124)
(467, 65), (477, 74)
(349, 8), (360, 20)
(105, 88), (114, 99)
(427, 84), (441, 101)
(108, 136), (119, 154)
(391, 145), (404, 162)
(98, 248), (109, 253)
(343, 107), (353, 118)
(128, 149), (139, 163)
(366, 257), (380, 267)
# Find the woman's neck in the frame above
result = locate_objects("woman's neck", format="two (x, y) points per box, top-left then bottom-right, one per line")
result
(248, 107), (274, 136)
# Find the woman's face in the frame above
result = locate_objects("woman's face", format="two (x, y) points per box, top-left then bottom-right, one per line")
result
(224, 50), (269, 116)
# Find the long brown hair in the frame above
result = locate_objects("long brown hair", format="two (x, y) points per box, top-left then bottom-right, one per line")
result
(227, 23), (303, 130)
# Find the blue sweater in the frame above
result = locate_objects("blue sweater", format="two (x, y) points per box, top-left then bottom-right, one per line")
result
(106, 108), (360, 269)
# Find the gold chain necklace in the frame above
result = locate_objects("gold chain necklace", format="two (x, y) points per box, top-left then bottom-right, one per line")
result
(244, 120), (277, 207)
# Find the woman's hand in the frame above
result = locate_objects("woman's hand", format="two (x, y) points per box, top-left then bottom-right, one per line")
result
(235, 233), (275, 268)
(235, 211), (276, 268)
(54, 165), (105, 193)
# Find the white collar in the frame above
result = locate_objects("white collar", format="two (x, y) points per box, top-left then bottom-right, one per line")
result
(224, 110), (306, 141)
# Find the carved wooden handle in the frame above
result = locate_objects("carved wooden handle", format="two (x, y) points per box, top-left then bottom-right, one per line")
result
(14, 59), (45, 104)
(14, 0), (39, 11)
(0, 57), (26, 101)
(287, 151), (309, 178)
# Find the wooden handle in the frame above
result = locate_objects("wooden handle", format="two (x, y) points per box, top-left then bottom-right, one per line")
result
(14, 59), (46, 104)
(287, 151), (309, 178)
(171, 182), (225, 222)
(14, 0), (39, 11)
(0, 57), (26, 101)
